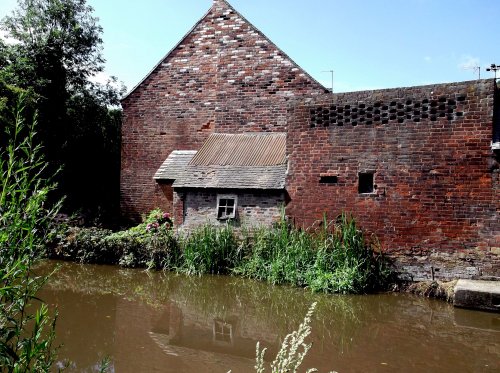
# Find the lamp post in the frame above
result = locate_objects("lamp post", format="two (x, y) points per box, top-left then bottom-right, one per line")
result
(486, 63), (499, 80)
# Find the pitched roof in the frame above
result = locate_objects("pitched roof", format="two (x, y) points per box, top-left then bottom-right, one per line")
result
(122, 0), (325, 100)
(153, 151), (197, 180)
(155, 133), (287, 189)
(189, 133), (286, 166)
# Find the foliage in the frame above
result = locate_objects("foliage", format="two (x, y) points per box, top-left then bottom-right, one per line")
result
(54, 211), (392, 295)
(0, 0), (126, 223)
(235, 213), (391, 294)
(53, 209), (180, 270)
(0, 94), (60, 371)
(254, 302), (337, 373)
(179, 224), (240, 276)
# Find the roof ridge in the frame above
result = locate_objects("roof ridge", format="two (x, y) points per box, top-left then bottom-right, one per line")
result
(122, 1), (326, 101)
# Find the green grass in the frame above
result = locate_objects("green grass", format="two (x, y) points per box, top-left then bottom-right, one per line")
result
(55, 212), (392, 294)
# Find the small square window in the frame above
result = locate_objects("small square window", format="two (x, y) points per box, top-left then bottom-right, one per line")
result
(358, 172), (374, 194)
(213, 319), (233, 344)
(217, 194), (237, 220)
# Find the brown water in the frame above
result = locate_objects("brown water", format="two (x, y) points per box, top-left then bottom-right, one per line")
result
(37, 261), (500, 373)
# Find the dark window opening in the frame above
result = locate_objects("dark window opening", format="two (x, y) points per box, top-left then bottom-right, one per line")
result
(358, 173), (374, 194)
(320, 175), (338, 184)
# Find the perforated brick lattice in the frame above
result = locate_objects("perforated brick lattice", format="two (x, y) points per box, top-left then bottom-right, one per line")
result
(309, 95), (466, 128)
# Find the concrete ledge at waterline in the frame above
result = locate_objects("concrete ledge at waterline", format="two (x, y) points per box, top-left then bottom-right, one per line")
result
(453, 279), (500, 312)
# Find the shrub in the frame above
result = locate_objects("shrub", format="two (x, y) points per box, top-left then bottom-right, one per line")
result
(55, 210), (391, 294)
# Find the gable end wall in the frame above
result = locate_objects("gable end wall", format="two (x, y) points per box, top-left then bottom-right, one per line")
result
(120, 0), (325, 221)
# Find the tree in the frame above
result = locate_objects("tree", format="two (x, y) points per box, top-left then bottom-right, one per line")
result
(1, 0), (125, 223)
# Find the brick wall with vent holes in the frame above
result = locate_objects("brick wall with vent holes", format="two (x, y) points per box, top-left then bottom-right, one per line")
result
(173, 189), (284, 231)
(120, 0), (326, 221)
(286, 79), (500, 279)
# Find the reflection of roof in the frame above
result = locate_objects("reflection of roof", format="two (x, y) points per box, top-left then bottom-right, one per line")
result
(153, 150), (197, 180)
(155, 133), (287, 190)
(149, 332), (254, 369)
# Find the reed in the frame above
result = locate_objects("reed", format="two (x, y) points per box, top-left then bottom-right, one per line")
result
(235, 213), (390, 294)
(179, 223), (240, 276)
(55, 212), (391, 294)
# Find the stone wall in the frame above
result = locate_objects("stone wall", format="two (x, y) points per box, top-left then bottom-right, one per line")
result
(174, 189), (284, 230)
(286, 79), (500, 280)
(120, 0), (325, 221)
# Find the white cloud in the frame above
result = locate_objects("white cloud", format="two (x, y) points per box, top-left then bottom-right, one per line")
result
(458, 55), (480, 70)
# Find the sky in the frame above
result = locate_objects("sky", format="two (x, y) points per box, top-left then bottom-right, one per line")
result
(0, 0), (499, 94)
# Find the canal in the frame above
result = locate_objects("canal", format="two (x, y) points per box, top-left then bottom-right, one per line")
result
(38, 261), (500, 372)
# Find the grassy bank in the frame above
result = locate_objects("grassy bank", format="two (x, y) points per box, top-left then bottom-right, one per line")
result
(51, 210), (392, 294)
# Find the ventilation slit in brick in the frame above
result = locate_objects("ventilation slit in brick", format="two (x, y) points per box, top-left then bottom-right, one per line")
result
(320, 176), (338, 184)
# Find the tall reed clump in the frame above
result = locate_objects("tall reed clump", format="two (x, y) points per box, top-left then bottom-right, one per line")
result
(179, 223), (240, 275)
(253, 302), (337, 373)
(235, 218), (315, 286)
(236, 213), (390, 294)
(0, 94), (61, 371)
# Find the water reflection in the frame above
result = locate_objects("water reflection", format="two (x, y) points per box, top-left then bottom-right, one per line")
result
(38, 261), (500, 372)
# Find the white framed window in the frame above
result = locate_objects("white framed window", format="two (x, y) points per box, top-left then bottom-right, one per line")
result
(217, 194), (237, 220)
(213, 319), (233, 344)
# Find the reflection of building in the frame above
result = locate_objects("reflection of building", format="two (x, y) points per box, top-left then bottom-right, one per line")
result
(41, 263), (500, 373)
(113, 299), (278, 373)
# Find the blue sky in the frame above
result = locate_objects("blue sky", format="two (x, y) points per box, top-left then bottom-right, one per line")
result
(1, 0), (499, 93)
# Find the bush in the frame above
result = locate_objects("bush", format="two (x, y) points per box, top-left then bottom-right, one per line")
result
(53, 209), (180, 270)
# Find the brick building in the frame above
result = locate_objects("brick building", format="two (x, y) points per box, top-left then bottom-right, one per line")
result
(121, 0), (499, 279)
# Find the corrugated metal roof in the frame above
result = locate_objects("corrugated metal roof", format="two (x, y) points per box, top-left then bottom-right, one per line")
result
(189, 133), (286, 166)
(153, 150), (197, 180)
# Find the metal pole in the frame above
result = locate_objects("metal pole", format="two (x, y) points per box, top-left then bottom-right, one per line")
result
(322, 70), (334, 93)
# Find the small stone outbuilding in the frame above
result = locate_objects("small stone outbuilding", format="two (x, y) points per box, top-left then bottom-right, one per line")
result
(154, 132), (287, 229)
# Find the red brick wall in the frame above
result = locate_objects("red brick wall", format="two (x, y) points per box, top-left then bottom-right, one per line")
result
(286, 80), (500, 279)
(121, 0), (326, 221)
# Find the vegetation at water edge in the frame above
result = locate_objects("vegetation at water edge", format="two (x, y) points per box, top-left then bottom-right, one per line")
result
(54, 211), (392, 294)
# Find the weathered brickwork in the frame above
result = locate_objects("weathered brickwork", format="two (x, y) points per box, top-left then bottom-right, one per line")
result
(286, 80), (500, 279)
(121, 0), (499, 279)
(173, 189), (284, 231)
(120, 0), (326, 221)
